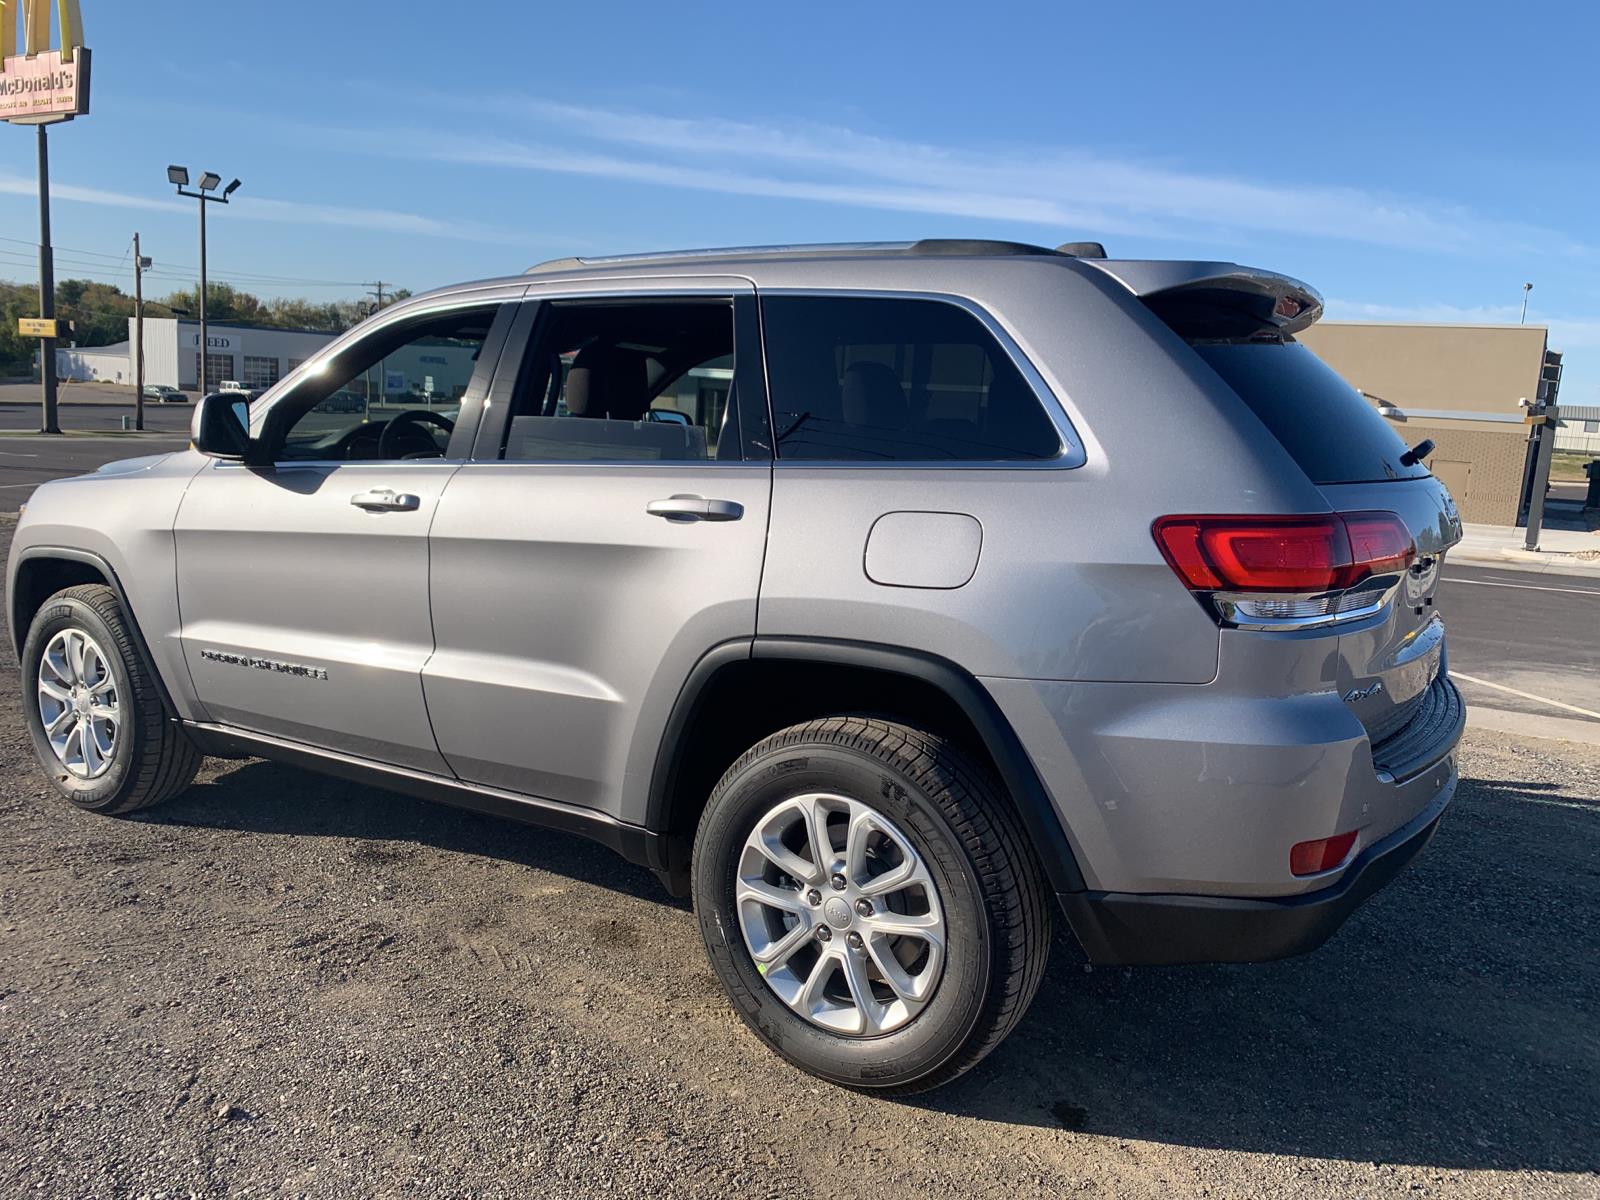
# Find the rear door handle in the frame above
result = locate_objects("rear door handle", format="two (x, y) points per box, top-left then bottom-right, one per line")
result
(646, 495), (744, 523)
(350, 488), (421, 512)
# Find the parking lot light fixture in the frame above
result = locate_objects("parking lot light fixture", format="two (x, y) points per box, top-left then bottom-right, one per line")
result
(168, 167), (241, 393)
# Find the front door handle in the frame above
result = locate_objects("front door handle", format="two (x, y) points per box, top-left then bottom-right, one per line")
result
(351, 488), (421, 512)
(646, 495), (745, 523)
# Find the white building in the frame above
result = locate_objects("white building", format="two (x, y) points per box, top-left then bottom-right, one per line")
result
(56, 316), (482, 404)
(58, 318), (338, 391)
(1555, 404), (1600, 456)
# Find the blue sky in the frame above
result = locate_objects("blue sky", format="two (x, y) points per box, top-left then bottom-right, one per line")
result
(3, 0), (1597, 399)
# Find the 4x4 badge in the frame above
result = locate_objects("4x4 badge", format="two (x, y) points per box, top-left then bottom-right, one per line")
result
(1343, 681), (1384, 703)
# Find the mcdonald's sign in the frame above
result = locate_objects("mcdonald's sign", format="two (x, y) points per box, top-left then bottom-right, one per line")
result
(0, 0), (90, 125)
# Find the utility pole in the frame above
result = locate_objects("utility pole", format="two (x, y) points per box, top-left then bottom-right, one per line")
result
(1520, 282), (1533, 325)
(37, 126), (60, 434)
(133, 233), (147, 431)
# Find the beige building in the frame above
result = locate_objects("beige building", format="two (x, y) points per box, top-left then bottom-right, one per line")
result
(1297, 322), (1561, 525)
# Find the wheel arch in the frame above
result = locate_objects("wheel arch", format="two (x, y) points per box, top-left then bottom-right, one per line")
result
(10, 547), (180, 717)
(642, 636), (1087, 899)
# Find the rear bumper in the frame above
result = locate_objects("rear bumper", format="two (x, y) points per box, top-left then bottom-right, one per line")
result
(1058, 759), (1454, 966)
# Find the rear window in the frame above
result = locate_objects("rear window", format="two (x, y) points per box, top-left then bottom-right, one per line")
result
(1193, 341), (1430, 485)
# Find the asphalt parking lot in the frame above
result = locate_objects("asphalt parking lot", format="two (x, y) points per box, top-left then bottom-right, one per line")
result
(0, 434), (1595, 1197)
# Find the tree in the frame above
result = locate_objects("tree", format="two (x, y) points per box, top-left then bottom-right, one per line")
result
(0, 277), (391, 377)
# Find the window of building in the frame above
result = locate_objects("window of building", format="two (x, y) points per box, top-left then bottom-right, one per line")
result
(242, 355), (281, 390)
(501, 299), (738, 463)
(194, 352), (235, 393)
(759, 296), (1062, 462)
(1585, 419), (1599, 434)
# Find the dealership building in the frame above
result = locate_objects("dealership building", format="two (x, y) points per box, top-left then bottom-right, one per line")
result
(58, 318), (336, 392)
(56, 316), (483, 403)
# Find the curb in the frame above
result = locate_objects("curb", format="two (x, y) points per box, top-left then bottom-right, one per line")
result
(1449, 547), (1600, 579)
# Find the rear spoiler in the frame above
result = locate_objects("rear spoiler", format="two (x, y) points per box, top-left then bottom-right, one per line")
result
(1079, 260), (1324, 338)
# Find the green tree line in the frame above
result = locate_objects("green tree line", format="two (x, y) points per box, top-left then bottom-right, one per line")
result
(0, 279), (409, 377)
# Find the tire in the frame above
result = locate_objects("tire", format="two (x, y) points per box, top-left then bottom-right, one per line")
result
(21, 584), (201, 814)
(693, 715), (1050, 1094)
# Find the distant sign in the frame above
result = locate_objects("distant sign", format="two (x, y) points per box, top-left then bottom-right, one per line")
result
(0, 46), (91, 125)
(18, 316), (66, 337)
(187, 330), (236, 351)
(385, 369), (406, 393)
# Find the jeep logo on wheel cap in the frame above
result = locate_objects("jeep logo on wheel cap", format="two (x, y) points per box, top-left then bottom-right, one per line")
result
(823, 897), (854, 928)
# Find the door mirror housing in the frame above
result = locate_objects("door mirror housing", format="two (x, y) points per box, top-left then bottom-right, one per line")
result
(191, 392), (253, 460)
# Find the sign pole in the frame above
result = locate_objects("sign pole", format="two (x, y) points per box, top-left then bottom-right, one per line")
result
(133, 231), (144, 430)
(37, 123), (60, 434)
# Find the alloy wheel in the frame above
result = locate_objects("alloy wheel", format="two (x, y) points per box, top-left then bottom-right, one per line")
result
(37, 628), (121, 780)
(736, 791), (946, 1036)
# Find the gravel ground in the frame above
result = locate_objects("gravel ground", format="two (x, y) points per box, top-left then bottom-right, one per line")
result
(0, 530), (1596, 1198)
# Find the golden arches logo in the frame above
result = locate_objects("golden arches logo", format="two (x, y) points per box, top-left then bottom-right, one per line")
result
(0, 0), (84, 63)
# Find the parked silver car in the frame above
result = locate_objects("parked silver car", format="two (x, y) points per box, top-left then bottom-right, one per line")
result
(8, 240), (1464, 1092)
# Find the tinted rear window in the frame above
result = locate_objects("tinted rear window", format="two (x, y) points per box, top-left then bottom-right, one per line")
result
(1194, 341), (1430, 485)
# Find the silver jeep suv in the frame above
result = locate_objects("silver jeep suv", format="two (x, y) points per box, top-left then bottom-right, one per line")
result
(8, 239), (1464, 1093)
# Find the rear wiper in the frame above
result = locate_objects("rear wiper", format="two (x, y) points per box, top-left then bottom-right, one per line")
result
(1399, 438), (1435, 468)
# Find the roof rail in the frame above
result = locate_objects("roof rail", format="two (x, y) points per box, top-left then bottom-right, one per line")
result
(525, 238), (1108, 275)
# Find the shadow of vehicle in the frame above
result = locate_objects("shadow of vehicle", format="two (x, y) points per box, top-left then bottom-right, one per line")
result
(142, 757), (677, 909)
(141, 759), (1596, 1174)
(913, 775), (1598, 1174)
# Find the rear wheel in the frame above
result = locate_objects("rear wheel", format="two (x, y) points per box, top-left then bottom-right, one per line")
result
(21, 584), (201, 814)
(693, 716), (1049, 1093)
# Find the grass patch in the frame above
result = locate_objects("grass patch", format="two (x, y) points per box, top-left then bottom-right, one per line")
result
(1551, 451), (1595, 482)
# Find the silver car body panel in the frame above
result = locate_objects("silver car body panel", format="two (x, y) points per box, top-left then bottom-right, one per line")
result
(7, 247), (1462, 931)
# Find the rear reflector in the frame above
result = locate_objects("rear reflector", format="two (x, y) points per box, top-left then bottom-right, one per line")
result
(1152, 511), (1413, 594)
(1289, 830), (1359, 876)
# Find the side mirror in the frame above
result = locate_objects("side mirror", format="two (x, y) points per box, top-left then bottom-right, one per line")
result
(191, 392), (252, 460)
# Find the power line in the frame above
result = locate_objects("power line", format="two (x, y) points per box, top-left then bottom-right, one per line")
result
(0, 233), (370, 288)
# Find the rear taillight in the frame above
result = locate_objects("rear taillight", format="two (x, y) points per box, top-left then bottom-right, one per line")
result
(1290, 829), (1359, 876)
(1152, 511), (1413, 628)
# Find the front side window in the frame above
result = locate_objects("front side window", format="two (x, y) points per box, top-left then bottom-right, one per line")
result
(501, 299), (738, 462)
(760, 296), (1062, 462)
(272, 306), (495, 462)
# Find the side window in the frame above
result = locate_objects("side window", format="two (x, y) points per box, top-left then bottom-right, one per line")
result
(501, 299), (738, 463)
(761, 296), (1062, 462)
(273, 306), (497, 462)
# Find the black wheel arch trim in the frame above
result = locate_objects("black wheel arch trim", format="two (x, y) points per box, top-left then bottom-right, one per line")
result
(643, 635), (1088, 896)
(10, 545), (183, 722)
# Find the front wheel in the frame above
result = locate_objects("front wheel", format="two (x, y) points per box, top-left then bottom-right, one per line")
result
(693, 716), (1050, 1094)
(21, 584), (201, 814)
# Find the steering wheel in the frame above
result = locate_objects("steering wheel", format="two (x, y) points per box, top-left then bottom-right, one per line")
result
(377, 408), (455, 459)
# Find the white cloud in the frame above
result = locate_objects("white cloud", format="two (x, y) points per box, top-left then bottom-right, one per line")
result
(0, 173), (512, 243)
(386, 96), (1590, 258)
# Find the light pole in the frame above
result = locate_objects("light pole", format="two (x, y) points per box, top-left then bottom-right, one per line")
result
(1520, 282), (1533, 325)
(167, 167), (240, 393)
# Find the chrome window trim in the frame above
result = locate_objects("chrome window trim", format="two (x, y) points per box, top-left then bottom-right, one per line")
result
(756, 288), (1087, 471)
